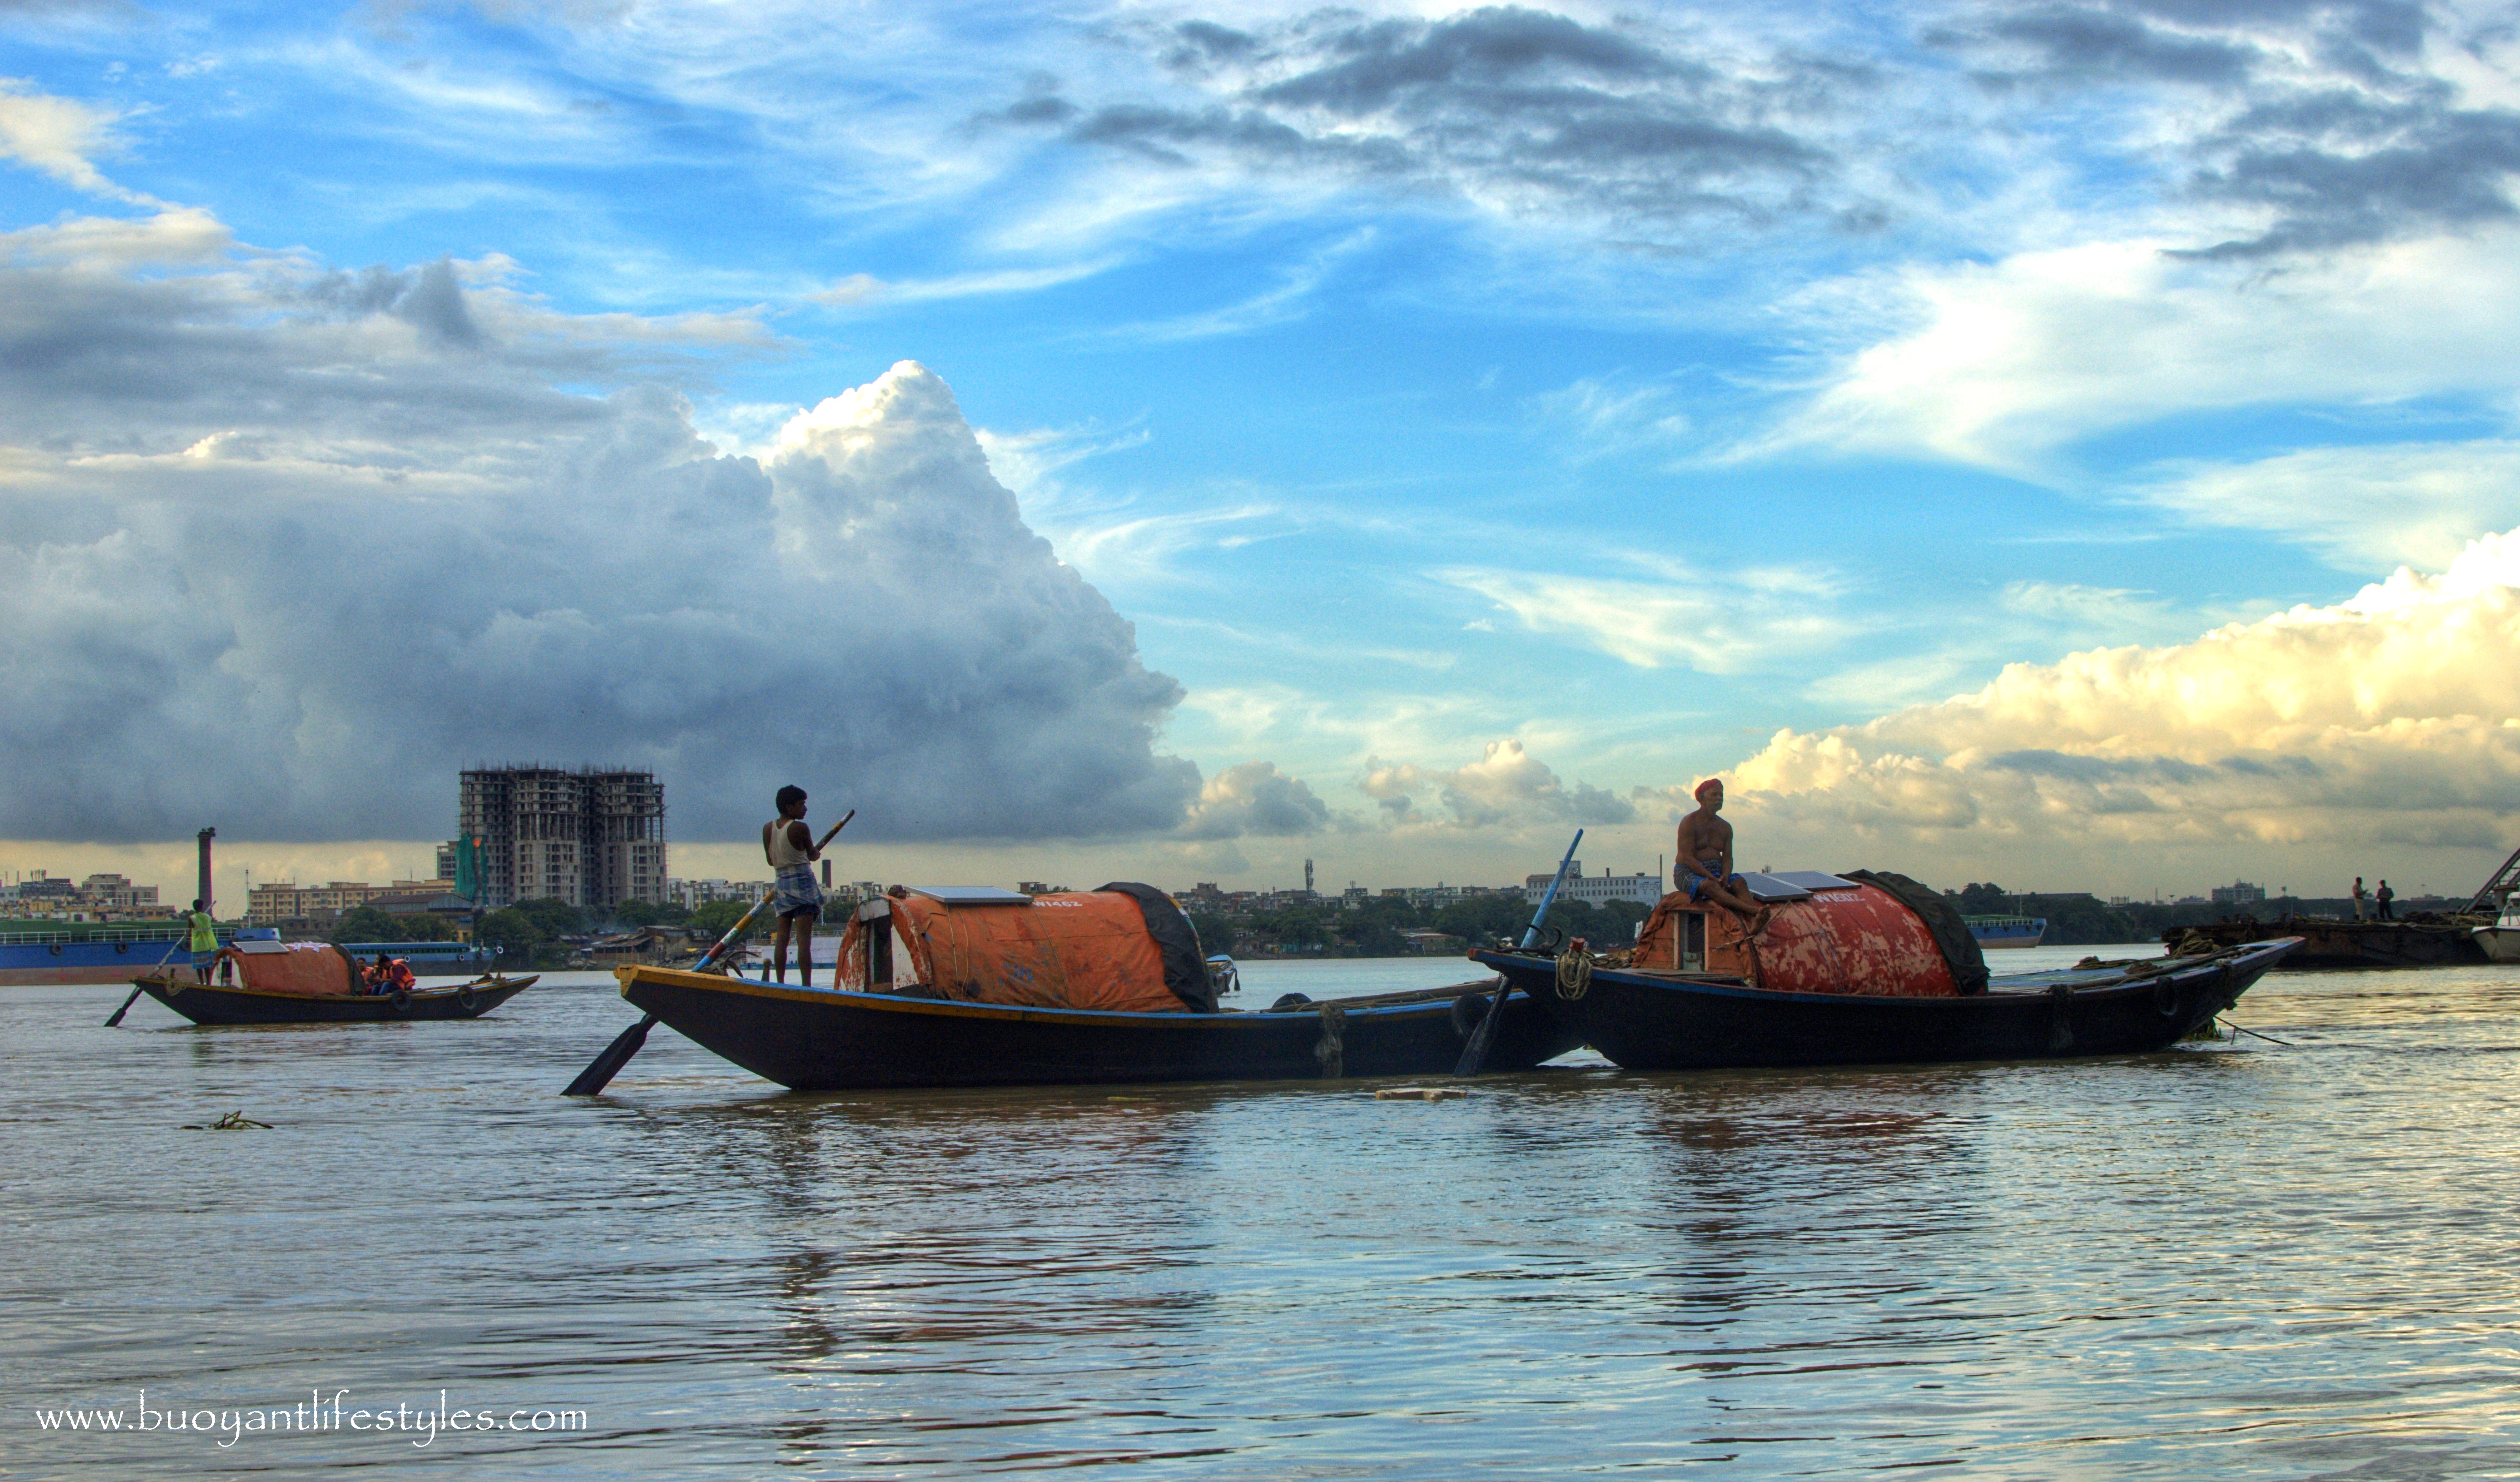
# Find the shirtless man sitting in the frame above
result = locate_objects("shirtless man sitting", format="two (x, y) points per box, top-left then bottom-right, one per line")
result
(1677, 779), (1769, 931)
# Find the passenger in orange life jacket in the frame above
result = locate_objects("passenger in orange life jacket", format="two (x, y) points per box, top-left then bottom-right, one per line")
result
(366, 952), (415, 994)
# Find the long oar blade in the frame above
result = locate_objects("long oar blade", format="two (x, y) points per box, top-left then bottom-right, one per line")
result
(104, 984), (148, 1028)
(563, 1013), (659, 1097)
(1453, 983), (1511, 1077)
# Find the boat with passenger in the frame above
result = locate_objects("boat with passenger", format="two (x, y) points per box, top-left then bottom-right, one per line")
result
(590, 884), (1573, 1091)
(124, 938), (534, 1025)
(1471, 869), (2296, 1070)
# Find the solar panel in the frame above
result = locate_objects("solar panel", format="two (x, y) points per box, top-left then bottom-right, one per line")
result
(1736, 872), (1813, 901)
(904, 886), (1036, 906)
(1765, 870), (1862, 893)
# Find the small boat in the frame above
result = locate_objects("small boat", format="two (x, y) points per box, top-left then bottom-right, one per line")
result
(594, 883), (1576, 1091)
(1966, 914), (2047, 948)
(135, 973), (537, 1025)
(127, 938), (534, 1025)
(1204, 954), (1240, 997)
(2473, 903), (2520, 962)
(1469, 870), (2298, 1070)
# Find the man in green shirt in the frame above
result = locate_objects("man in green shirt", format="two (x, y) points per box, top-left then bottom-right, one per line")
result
(186, 899), (218, 984)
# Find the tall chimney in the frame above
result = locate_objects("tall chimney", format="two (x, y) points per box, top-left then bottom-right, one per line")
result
(197, 827), (216, 914)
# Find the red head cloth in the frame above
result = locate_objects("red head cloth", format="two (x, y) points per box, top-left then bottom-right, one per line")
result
(1694, 779), (1722, 802)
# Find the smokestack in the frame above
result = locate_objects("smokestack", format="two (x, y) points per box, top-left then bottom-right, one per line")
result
(197, 827), (216, 915)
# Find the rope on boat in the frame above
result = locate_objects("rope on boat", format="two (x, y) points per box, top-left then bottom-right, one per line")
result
(1313, 1003), (1346, 1079)
(1555, 949), (1592, 1001)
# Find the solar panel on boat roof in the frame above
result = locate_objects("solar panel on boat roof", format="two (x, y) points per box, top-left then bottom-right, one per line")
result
(1766, 870), (1861, 892)
(904, 886), (1036, 905)
(1736, 872), (1812, 901)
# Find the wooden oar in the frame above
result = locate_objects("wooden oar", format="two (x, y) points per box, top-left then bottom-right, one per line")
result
(105, 933), (191, 1027)
(1455, 828), (1583, 1077)
(561, 894), (767, 1097)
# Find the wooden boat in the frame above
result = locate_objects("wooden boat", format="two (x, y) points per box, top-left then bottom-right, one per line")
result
(133, 970), (536, 1025)
(1470, 938), (2299, 1070)
(610, 962), (1578, 1090)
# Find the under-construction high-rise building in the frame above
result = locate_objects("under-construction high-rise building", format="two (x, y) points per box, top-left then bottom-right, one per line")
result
(458, 766), (666, 910)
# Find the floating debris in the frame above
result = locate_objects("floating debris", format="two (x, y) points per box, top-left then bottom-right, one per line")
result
(1375, 1086), (1465, 1101)
(182, 1110), (272, 1130)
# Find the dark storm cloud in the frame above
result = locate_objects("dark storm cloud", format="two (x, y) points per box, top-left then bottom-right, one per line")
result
(2184, 93), (2520, 256)
(1944, 6), (2261, 86)
(0, 219), (1207, 844)
(1929, 0), (2518, 256)
(993, 6), (1846, 231)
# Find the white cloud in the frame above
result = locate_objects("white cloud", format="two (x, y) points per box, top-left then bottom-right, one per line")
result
(0, 209), (1220, 845)
(1438, 563), (1850, 672)
(0, 79), (146, 202)
(1177, 760), (1336, 839)
(1773, 232), (2520, 473)
(1703, 525), (2520, 865)
(1363, 738), (1635, 830)
(2134, 440), (2520, 571)
(808, 259), (1120, 307)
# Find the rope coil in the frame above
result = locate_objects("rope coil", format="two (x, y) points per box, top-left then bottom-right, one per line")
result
(1555, 949), (1592, 1001)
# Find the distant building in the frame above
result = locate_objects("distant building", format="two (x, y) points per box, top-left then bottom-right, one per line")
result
(4, 870), (165, 920)
(665, 878), (770, 910)
(1524, 863), (1664, 907)
(2210, 880), (2268, 907)
(461, 765), (666, 910)
(75, 874), (158, 911)
(248, 878), (452, 924)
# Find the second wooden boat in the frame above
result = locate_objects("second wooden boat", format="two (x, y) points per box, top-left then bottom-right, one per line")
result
(134, 971), (536, 1025)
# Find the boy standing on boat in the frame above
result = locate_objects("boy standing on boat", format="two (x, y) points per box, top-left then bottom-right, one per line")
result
(762, 785), (825, 986)
(1676, 780), (1769, 931)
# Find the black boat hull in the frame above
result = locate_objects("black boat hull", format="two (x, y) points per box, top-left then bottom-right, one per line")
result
(135, 974), (537, 1025)
(1468, 940), (2299, 1070)
(615, 966), (1581, 1091)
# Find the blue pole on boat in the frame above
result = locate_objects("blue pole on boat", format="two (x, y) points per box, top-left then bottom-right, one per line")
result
(1519, 829), (1585, 950)
(1457, 828), (1584, 1077)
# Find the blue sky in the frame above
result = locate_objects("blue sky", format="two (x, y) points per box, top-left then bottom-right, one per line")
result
(6, 0), (2520, 903)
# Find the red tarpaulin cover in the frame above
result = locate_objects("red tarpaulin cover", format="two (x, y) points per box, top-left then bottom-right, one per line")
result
(1633, 884), (1959, 996)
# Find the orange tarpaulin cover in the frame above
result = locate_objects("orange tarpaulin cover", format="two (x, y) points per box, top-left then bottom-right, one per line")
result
(231, 942), (359, 997)
(839, 891), (1189, 1013)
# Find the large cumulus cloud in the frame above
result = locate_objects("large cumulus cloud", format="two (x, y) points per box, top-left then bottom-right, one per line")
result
(0, 208), (1201, 843)
(1682, 526), (2520, 857)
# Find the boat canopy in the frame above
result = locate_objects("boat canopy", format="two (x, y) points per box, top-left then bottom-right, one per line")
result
(835, 882), (1214, 1013)
(226, 940), (359, 996)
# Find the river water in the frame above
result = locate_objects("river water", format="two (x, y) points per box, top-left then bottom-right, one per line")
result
(7, 950), (2519, 1479)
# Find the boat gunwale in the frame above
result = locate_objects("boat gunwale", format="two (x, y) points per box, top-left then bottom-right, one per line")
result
(1469, 937), (2300, 1008)
(617, 963), (1496, 1029)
